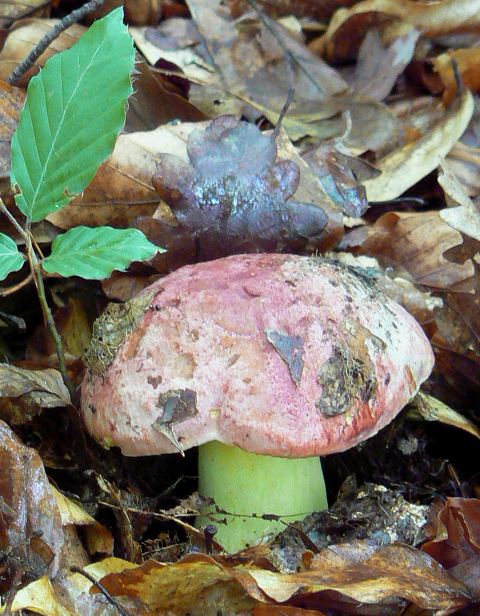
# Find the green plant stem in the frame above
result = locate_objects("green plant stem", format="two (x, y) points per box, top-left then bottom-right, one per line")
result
(25, 233), (73, 396)
(0, 200), (72, 395)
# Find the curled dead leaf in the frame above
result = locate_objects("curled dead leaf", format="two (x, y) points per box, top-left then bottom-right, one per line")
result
(341, 210), (475, 292)
(423, 497), (480, 599)
(409, 391), (480, 440)
(0, 364), (70, 408)
(433, 48), (480, 104)
(318, 0), (480, 62)
(93, 542), (471, 614)
(0, 421), (64, 589)
(363, 90), (474, 202)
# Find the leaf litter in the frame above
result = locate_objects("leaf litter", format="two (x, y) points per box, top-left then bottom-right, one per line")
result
(0, 0), (480, 614)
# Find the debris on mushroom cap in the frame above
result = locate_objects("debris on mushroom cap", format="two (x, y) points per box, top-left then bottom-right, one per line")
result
(81, 253), (434, 457)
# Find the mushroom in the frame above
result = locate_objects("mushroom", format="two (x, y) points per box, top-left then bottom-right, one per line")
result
(81, 253), (434, 552)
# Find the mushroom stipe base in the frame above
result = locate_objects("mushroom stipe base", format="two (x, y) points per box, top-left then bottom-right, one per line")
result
(197, 440), (327, 553)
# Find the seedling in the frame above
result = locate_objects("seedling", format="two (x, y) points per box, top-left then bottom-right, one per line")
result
(0, 9), (162, 391)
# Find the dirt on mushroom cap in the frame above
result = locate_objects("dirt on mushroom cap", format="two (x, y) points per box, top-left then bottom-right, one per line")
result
(81, 253), (434, 457)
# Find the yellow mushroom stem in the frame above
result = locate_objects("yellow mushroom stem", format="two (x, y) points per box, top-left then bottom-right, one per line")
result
(197, 440), (327, 553)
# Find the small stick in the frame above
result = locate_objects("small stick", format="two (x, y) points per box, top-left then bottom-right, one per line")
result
(70, 566), (134, 616)
(8, 0), (106, 86)
(0, 272), (34, 297)
(272, 88), (295, 140)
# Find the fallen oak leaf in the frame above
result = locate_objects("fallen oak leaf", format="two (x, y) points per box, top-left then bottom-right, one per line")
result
(363, 89), (474, 202)
(51, 486), (114, 557)
(6, 557), (137, 616)
(152, 115), (330, 258)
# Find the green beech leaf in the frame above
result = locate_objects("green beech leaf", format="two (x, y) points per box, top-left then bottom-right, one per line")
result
(0, 233), (24, 281)
(42, 226), (163, 279)
(11, 8), (134, 222)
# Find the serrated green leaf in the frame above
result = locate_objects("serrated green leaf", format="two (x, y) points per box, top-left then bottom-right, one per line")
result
(42, 226), (164, 280)
(11, 8), (135, 222)
(0, 233), (24, 281)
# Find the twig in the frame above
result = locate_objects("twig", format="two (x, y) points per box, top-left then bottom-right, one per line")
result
(8, 0), (107, 86)
(0, 272), (34, 297)
(271, 87), (294, 140)
(70, 566), (134, 616)
(451, 58), (464, 96)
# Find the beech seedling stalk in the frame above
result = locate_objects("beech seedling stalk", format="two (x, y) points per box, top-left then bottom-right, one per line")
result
(1, 8), (162, 391)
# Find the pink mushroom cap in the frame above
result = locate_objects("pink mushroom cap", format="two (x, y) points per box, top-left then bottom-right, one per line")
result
(81, 253), (434, 457)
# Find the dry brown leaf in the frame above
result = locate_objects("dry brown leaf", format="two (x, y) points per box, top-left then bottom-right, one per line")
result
(0, 421), (64, 588)
(88, 0), (162, 25)
(423, 498), (480, 600)
(50, 486), (114, 558)
(409, 391), (480, 440)
(433, 48), (480, 104)
(446, 141), (480, 197)
(317, 0), (480, 62)
(8, 558), (137, 615)
(98, 555), (257, 614)
(350, 28), (419, 101)
(0, 80), (24, 178)
(126, 60), (207, 133)
(0, 364), (70, 407)
(45, 129), (163, 230)
(242, 542), (470, 611)
(228, 0), (357, 21)
(0, 19), (84, 86)
(253, 607), (326, 616)
(438, 162), (480, 242)
(0, 1), (49, 28)
(9, 576), (75, 616)
(363, 90), (474, 201)
(185, 0), (347, 117)
(95, 543), (471, 614)
(24, 297), (94, 378)
(342, 210), (475, 292)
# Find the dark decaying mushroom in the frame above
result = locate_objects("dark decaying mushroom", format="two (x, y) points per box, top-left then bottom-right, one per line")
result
(81, 253), (434, 552)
